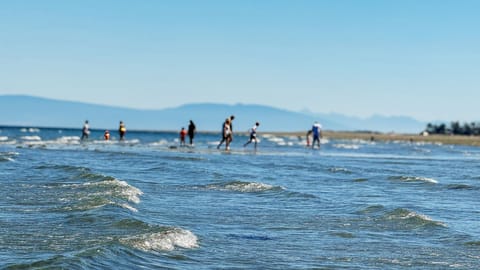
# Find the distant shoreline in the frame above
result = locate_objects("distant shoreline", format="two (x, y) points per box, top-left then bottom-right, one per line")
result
(265, 131), (480, 147)
(2, 125), (480, 147)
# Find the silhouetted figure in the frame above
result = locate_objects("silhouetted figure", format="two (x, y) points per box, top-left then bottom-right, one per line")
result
(188, 120), (196, 146)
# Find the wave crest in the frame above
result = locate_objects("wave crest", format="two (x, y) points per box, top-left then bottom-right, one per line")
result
(384, 208), (446, 228)
(0, 151), (18, 162)
(84, 178), (144, 204)
(21, 135), (42, 141)
(389, 176), (438, 184)
(206, 181), (283, 193)
(55, 171), (143, 212)
(120, 228), (198, 251)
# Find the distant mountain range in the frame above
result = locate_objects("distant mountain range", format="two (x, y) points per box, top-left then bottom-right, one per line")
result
(0, 95), (426, 133)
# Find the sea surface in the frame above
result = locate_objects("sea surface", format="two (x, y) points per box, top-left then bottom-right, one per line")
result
(1, 126), (480, 269)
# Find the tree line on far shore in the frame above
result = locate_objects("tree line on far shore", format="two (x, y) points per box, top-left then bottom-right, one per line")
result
(425, 122), (480, 136)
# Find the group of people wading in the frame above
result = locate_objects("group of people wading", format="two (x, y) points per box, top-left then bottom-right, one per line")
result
(81, 116), (322, 150)
(81, 120), (127, 141)
(215, 115), (260, 151)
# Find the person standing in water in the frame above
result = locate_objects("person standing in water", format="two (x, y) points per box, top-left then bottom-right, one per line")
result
(244, 122), (260, 149)
(311, 121), (322, 149)
(217, 115), (235, 149)
(180, 127), (187, 147)
(81, 120), (90, 140)
(306, 130), (313, 147)
(223, 118), (233, 150)
(188, 120), (196, 146)
(119, 121), (126, 141)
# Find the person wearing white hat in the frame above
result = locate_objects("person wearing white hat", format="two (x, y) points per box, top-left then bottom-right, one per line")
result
(311, 121), (322, 149)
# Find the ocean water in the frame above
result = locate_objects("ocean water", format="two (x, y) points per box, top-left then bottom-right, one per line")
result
(1, 126), (480, 269)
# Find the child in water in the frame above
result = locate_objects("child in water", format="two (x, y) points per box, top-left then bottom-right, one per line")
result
(180, 127), (187, 147)
(104, 130), (110, 140)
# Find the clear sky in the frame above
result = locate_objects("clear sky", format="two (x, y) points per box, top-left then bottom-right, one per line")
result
(1, 0), (479, 122)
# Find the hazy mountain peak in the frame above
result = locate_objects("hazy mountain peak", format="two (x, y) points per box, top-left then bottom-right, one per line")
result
(0, 95), (425, 132)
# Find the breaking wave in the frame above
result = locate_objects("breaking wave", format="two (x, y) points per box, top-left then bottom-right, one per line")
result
(389, 176), (438, 184)
(383, 208), (447, 228)
(21, 135), (42, 141)
(40, 168), (145, 213)
(205, 181), (283, 193)
(0, 151), (18, 162)
(120, 228), (198, 251)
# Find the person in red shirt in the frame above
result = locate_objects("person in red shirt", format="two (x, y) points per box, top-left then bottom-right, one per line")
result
(180, 127), (187, 147)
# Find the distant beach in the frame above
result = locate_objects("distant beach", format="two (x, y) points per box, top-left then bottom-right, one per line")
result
(263, 130), (480, 147)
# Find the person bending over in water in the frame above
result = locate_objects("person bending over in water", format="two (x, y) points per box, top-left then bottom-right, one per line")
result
(244, 122), (260, 149)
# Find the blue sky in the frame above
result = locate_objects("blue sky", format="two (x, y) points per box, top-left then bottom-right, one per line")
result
(1, 0), (479, 122)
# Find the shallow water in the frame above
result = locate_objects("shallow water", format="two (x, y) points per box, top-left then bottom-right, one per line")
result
(1, 127), (480, 269)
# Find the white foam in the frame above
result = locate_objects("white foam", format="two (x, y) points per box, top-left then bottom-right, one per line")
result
(20, 128), (40, 133)
(224, 181), (277, 192)
(0, 140), (17, 145)
(401, 176), (438, 184)
(123, 139), (140, 144)
(387, 209), (447, 227)
(122, 228), (199, 251)
(119, 203), (138, 213)
(330, 167), (351, 173)
(333, 144), (360, 150)
(57, 136), (81, 143)
(390, 209), (447, 227)
(116, 180), (144, 204)
(0, 136), (8, 141)
(91, 139), (117, 144)
(21, 135), (42, 141)
(264, 136), (286, 145)
(149, 139), (170, 146)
